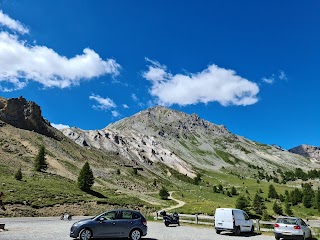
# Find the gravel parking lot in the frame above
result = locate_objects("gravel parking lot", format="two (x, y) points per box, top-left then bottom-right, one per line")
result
(0, 216), (273, 240)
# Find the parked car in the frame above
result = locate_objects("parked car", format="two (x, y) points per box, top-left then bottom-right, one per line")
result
(274, 216), (312, 240)
(214, 208), (254, 235)
(70, 209), (147, 240)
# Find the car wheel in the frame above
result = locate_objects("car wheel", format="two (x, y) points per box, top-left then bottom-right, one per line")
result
(275, 237), (280, 240)
(130, 229), (141, 240)
(234, 226), (241, 235)
(216, 229), (221, 234)
(79, 228), (92, 240)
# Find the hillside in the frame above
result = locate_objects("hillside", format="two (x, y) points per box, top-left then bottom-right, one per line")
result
(62, 106), (320, 179)
(1, 96), (320, 219)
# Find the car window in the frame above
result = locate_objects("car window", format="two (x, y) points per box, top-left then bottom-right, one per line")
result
(102, 211), (116, 220)
(121, 211), (133, 219)
(277, 218), (297, 225)
(132, 212), (141, 219)
(300, 219), (307, 226)
(243, 211), (250, 220)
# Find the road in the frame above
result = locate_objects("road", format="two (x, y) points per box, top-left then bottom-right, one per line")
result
(0, 216), (273, 240)
(160, 191), (185, 212)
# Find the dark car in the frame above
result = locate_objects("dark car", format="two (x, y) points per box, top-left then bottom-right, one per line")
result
(70, 209), (147, 240)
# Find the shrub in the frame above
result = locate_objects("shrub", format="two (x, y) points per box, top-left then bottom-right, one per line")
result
(159, 186), (169, 200)
(14, 168), (22, 180)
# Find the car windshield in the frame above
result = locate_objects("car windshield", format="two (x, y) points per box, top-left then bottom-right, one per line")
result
(277, 218), (298, 225)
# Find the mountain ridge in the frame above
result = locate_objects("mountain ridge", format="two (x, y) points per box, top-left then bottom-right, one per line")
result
(61, 105), (320, 177)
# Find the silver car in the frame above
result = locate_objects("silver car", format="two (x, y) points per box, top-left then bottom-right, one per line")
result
(274, 216), (312, 240)
(70, 209), (147, 240)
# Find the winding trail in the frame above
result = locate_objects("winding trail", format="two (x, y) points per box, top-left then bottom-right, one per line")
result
(161, 191), (185, 212)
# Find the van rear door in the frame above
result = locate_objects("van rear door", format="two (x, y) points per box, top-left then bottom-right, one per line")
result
(215, 209), (233, 230)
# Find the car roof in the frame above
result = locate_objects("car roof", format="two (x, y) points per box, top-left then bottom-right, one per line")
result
(277, 216), (300, 220)
(106, 209), (141, 213)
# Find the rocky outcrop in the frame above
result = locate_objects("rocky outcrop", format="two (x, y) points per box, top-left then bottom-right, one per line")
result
(289, 144), (320, 160)
(0, 96), (60, 140)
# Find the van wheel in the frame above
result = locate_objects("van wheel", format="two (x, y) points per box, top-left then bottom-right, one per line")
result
(216, 229), (221, 234)
(234, 226), (241, 235)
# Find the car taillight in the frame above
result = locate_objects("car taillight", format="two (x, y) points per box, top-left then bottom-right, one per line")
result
(274, 223), (280, 228)
(142, 219), (147, 226)
(294, 225), (301, 229)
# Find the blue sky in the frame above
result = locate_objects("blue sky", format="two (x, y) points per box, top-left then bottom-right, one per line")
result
(0, 0), (319, 150)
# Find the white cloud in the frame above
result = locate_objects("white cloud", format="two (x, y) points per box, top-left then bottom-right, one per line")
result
(142, 61), (259, 106)
(0, 10), (29, 34)
(0, 11), (121, 92)
(111, 110), (120, 117)
(279, 70), (287, 80)
(89, 94), (116, 110)
(262, 76), (274, 84)
(51, 123), (70, 129)
(122, 104), (129, 109)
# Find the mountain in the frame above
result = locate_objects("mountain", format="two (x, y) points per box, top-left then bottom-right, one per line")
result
(61, 106), (320, 178)
(0, 96), (60, 140)
(289, 144), (320, 160)
(1, 96), (320, 217)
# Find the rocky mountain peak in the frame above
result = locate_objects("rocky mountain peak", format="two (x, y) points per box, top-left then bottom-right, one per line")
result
(289, 144), (320, 160)
(0, 96), (60, 140)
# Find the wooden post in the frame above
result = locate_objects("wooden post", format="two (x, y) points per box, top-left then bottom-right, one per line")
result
(195, 214), (198, 224)
(256, 219), (260, 232)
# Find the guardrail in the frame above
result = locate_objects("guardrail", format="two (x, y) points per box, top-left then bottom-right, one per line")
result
(155, 212), (320, 233)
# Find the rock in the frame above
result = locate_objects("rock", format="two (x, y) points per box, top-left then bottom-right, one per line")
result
(0, 96), (61, 140)
(289, 144), (320, 160)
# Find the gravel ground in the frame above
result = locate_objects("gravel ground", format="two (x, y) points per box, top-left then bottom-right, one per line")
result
(0, 216), (273, 240)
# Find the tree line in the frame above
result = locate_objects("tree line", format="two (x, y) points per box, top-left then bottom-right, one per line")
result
(236, 183), (320, 219)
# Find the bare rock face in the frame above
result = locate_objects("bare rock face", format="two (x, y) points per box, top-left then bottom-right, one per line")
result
(289, 144), (320, 160)
(0, 96), (60, 140)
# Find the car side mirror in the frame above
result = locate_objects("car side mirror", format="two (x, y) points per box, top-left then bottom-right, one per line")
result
(99, 217), (105, 223)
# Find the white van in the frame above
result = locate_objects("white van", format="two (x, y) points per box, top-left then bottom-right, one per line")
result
(214, 208), (254, 235)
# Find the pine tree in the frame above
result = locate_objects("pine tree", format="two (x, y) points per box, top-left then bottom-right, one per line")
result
(77, 162), (94, 192)
(159, 186), (169, 200)
(193, 173), (201, 185)
(302, 183), (314, 208)
(34, 145), (47, 172)
(231, 186), (237, 195)
(285, 198), (293, 216)
(261, 210), (271, 221)
(14, 168), (22, 181)
(252, 193), (266, 215)
(315, 187), (320, 212)
(268, 184), (278, 199)
(273, 200), (283, 215)
(235, 195), (250, 212)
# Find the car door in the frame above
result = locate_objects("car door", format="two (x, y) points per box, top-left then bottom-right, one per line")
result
(300, 219), (312, 238)
(95, 210), (120, 237)
(241, 211), (252, 232)
(116, 210), (137, 237)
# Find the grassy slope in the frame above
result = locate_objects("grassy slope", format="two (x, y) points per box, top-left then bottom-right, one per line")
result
(1, 122), (320, 220)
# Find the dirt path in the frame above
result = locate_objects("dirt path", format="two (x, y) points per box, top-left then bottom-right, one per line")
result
(161, 191), (185, 212)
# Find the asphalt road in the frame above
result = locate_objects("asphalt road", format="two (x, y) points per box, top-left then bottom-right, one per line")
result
(0, 216), (273, 240)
